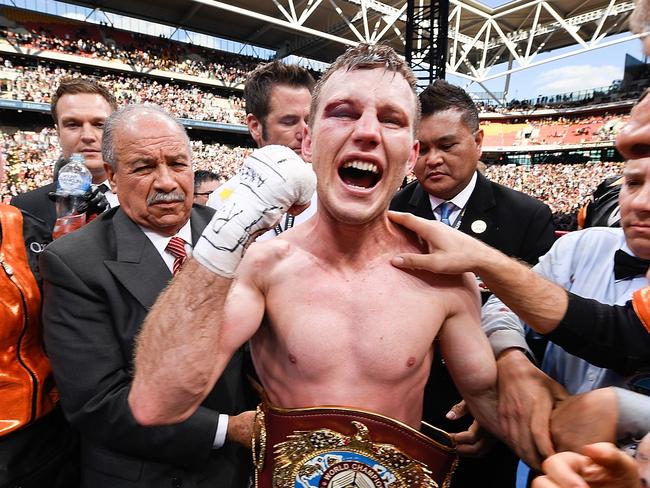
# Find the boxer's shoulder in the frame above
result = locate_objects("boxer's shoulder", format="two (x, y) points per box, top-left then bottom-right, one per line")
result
(245, 238), (297, 269)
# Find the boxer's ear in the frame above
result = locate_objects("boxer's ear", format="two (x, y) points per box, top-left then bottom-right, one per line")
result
(406, 140), (419, 173)
(301, 126), (313, 163)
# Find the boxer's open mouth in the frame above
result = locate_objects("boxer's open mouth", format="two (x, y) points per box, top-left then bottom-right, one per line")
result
(338, 161), (381, 189)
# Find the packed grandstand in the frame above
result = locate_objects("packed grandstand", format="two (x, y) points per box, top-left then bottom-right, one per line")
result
(0, 3), (646, 231)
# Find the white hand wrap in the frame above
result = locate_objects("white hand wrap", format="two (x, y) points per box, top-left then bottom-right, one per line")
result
(193, 145), (316, 277)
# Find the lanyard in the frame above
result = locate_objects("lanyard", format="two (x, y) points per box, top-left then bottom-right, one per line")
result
(273, 214), (295, 236)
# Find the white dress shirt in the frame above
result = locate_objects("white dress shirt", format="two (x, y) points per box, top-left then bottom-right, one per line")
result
(96, 179), (120, 208)
(483, 227), (646, 394)
(427, 171), (478, 228)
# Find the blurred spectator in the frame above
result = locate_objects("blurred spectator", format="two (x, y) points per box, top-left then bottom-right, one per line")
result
(193, 169), (221, 206)
(0, 199), (79, 486)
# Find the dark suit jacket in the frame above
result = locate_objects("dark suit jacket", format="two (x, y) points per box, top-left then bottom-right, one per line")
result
(11, 182), (57, 231)
(391, 172), (556, 265)
(40, 205), (254, 488)
(391, 172), (556, 487)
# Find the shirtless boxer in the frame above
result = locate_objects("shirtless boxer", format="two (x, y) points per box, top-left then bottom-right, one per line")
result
(129, 44), (500, 486)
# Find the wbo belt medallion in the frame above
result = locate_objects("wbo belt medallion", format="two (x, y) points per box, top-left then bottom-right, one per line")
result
(274, 420), (438, 487)
(253, 403), (457, 488)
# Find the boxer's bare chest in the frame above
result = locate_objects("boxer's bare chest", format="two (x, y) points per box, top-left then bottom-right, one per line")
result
(256, 254), (450, 382)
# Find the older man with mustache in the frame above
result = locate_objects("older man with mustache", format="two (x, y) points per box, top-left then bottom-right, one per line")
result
(39, 104), (255, 488)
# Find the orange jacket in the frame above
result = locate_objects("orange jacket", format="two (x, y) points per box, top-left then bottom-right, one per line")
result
(0, 204), (57, 437)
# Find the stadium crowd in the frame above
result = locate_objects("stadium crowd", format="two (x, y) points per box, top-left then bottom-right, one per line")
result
(484, 161), (625, 215)
(0, 128), (250, 201)
(0, 58), (246, 123)
(0, 22), (261, 85)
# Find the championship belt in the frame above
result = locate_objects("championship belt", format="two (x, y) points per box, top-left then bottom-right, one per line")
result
(252, 403), (458, 488)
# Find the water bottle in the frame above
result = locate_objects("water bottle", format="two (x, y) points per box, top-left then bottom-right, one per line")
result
(52, 153), (92, 238)
(56, 153), (92, 198)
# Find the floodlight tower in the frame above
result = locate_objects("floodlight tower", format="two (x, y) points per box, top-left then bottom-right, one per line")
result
(405, 0), (449, 89)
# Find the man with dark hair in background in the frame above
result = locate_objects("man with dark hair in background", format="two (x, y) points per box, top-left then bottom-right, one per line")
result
(11, 77), (119, 229)
(243, 60), (315, 154)
(207, 60), (316, 238)
(193, 170), (221, 206)
(391, 79), (556, 486)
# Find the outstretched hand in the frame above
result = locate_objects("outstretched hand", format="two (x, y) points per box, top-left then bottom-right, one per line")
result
(388, 211), (493, 275)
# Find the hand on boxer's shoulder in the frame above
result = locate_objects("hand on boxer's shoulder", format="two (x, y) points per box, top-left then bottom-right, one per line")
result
(193, 145), (316, 277)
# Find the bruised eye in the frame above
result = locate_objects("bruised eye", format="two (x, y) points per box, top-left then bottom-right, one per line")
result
(328, 105), (358, 120)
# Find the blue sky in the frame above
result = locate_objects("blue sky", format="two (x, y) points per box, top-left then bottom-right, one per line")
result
(449, 0), (646, 101)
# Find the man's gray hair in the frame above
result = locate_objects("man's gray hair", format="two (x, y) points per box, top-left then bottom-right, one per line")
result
(102, 104), (191, 169)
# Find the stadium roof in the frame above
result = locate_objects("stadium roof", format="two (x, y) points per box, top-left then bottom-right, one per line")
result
(65, 0), (645, 84)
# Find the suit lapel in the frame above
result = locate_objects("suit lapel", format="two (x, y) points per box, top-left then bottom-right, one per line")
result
(189, 205), (213, 246)
(408, 184), (436, 220)
(459, 173), (497, 242)
(104, 209), (171, 310)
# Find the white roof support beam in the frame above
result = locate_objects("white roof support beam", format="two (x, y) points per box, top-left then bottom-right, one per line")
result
(190, 0), (644, 87)
(524, 2), (542, 62)
(591, 0), (617, 43)
(193, 0), (359, 46)
(470, 31), (647, 84)
(328, 0), (367, 42)
(297, 0), (325, 25)
(541, 1), (588, 49)
(270, 0), (296, 24)
(372, 4), (406, 43)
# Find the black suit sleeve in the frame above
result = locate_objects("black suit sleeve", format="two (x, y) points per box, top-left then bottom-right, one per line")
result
(41, 248), (221, 468)
(10, 183), (57, 230)
(520, 202), (556, 265)
(546, 292), (650, 375)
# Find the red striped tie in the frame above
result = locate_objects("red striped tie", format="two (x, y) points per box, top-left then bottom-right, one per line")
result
(166, 236), (187, 276)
